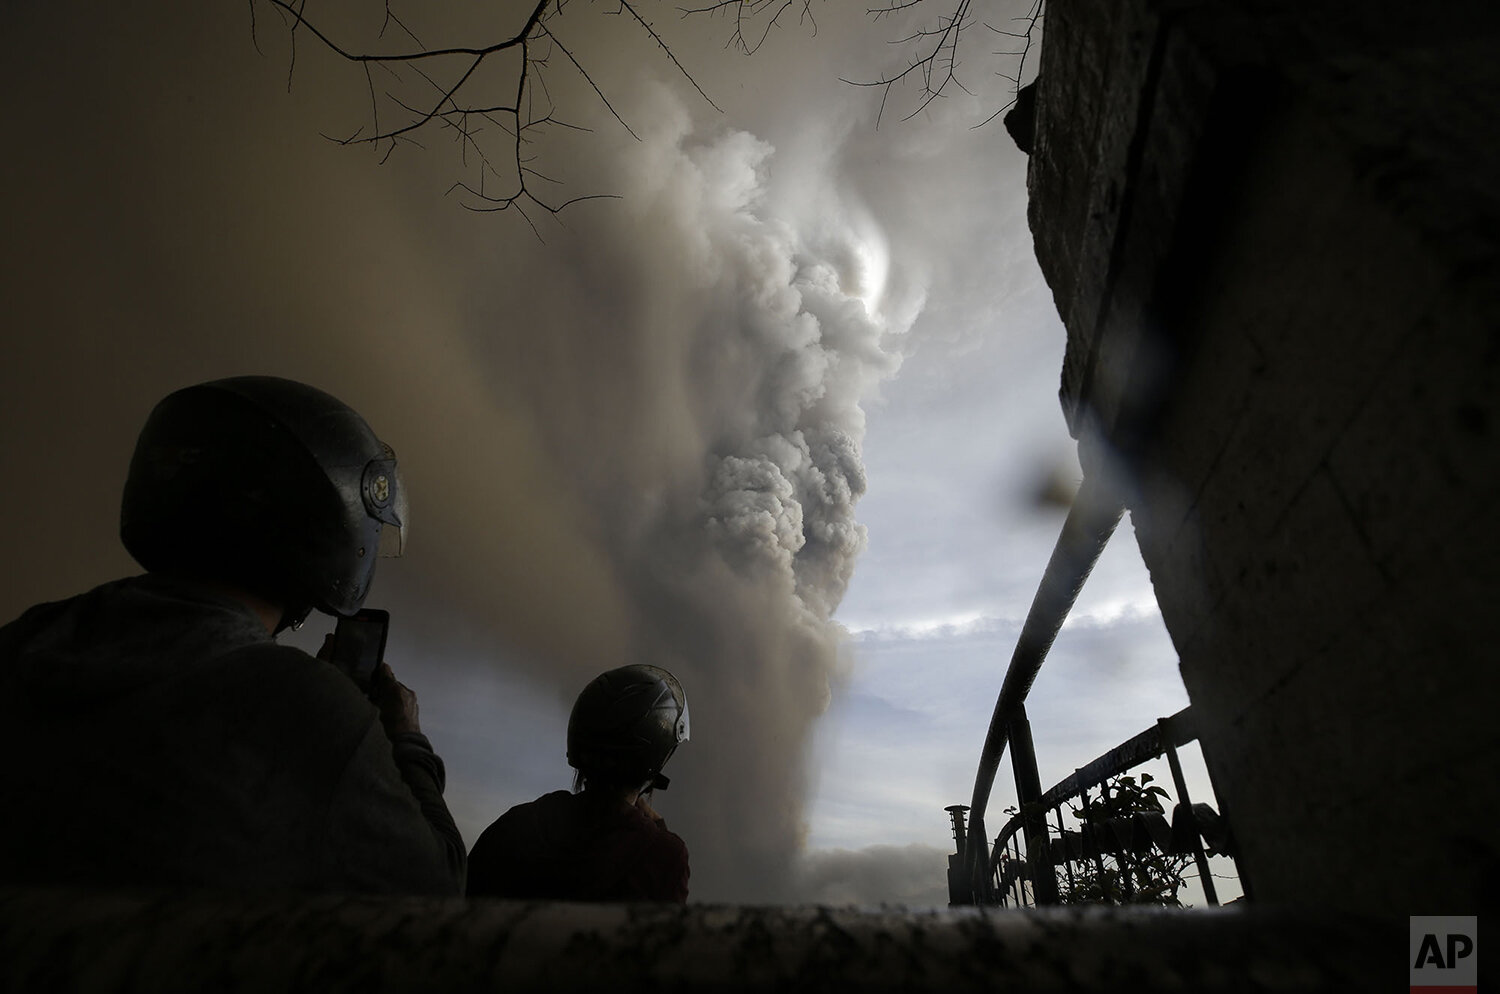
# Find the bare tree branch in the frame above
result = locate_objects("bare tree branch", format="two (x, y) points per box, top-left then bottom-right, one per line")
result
(248, 0), (1043, 223)
(539, 23), (642, 141)
(688, 0), (1043, 129)
(973, 0), (1043, 127)
(613, 2), (723, 112)
(250, 0), (728, 221)
(678, 0), (816, 58)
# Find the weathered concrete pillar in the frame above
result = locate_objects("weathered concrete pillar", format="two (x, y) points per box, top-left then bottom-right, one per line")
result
(1028, 0), (1499, 913)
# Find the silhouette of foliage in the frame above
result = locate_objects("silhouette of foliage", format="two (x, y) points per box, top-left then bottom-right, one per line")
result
(1058, 773), (1194, 907)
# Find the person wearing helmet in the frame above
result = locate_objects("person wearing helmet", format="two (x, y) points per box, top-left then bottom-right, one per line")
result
(466, 665), (691, 902)
(0, 376), (464, 894)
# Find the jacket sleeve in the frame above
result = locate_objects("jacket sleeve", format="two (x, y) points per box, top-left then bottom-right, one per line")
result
(321, 715), (467, 895)
(389, 730), (467, 885)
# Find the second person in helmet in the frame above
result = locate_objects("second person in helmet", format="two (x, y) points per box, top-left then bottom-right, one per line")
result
(466, 665), (691, 902)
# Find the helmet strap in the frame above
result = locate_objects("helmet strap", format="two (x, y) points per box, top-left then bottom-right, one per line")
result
(276, 604), (313, 636)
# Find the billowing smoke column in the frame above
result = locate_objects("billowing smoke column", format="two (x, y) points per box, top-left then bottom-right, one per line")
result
(565, 115), (910, 900)
(697, 187), (891, 619)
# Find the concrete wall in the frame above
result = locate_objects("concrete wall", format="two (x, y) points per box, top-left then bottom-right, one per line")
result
(1031, 0), (1499, 913)
(0, 887), (1394, 992)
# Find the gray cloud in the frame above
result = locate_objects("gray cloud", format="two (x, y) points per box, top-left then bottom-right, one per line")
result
(796, 844), (951, 908)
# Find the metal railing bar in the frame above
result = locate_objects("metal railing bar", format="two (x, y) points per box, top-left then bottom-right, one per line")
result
(977, 705), (1244, 908)
(965, 477), (1124, 884)
(986, 706), (1197, 865)
(1037, 706), (1195, 810)
(1008, 705), (1059, 904)
(1159, 717), (1219, 907)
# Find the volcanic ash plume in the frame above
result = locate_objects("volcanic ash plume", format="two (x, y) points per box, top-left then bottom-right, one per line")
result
(560, 109), (910, 900)
(705, 426), (870, 618)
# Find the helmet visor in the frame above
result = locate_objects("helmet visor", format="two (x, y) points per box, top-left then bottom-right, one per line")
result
(363, 446), (408, 558)
(377, 464), (408, 557)
(661, 669), (689, 743)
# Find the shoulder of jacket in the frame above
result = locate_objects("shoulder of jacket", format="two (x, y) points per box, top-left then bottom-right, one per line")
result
(211, 641), (377, 725)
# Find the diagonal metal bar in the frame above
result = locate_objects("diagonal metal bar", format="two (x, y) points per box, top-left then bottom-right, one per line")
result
(965, 476), (1124, 889)
(1038, 707), (1194, 811)
(987, 706), (1198, 862)
(1008, 705), (1059, 905)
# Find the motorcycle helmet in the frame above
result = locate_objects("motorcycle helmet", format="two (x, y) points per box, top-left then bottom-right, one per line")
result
(120, 376), (406, 626)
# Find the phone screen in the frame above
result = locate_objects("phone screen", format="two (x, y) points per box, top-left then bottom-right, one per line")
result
(331, 609), (389, 690)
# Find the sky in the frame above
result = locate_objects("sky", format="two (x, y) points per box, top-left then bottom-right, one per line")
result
(0, 0), (1235, 906)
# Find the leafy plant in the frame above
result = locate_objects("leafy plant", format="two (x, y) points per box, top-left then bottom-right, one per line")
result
(1056, 772), (1194, 907)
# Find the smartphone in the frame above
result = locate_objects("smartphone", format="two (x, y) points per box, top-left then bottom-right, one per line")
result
(330, 608), (389, 692)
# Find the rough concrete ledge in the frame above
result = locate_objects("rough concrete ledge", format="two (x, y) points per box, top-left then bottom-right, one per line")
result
(0, 887), (1397, 992)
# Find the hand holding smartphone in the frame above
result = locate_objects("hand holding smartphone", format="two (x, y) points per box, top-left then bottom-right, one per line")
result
(329, 608), (389, 692)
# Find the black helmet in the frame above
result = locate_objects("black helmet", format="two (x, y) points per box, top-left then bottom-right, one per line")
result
(120, 376), (406, 622)
(567, 665), (690, 791)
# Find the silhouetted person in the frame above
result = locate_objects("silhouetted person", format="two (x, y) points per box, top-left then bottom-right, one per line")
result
(467, 665), (690, 902)
(0, 376), (464, 894)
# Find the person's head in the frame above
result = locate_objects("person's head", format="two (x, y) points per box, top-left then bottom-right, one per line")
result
(120, 376), (406, 631)
(567, 665), (690, 796)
